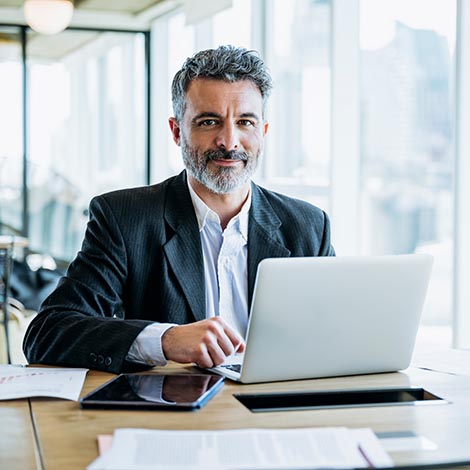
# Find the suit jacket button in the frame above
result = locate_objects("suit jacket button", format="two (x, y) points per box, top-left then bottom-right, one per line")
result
(90, 353), (97, 363)
(97, 355), (104, 365)
(105, 357), (112, 366)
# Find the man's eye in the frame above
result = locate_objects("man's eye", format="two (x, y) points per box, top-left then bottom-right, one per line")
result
(199, 119), (218, 126)
(239, 120), (255, 127)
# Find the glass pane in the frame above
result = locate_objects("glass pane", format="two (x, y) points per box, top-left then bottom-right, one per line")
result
(262, 0), (331, 210)
(165, 12), (196, 176)
(0, 27), (23, 236)
(212, 0), (252, 48)
(27, 30), (146, 260)
(359, 0), (456, 330)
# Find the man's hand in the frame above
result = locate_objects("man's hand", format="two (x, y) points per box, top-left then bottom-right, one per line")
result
(161, 317), (245, 367)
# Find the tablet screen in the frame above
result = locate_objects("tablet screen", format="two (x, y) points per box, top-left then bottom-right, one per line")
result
(80, 373), (224, 410)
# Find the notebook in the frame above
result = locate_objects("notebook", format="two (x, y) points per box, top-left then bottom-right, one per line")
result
(208, 254), (433, 384)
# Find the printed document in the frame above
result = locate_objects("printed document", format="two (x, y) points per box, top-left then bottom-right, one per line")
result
(88, 427), (393, 470)
(412, 348), (470, 376)
(0, 366), (88, 401)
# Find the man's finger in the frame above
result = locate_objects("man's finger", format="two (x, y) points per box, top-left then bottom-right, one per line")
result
(223, 324), (246, 353)
(214, 330), (238, 357)
(206, 341), (228, 367)
(194, 343), (214, 368)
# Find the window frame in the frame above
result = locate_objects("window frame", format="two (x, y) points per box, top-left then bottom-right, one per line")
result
(453, 0), (470, 348)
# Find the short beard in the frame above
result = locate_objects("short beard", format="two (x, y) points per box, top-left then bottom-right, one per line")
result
(181, 143), (259, 195)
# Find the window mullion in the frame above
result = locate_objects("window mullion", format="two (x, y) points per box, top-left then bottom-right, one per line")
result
(330, 0), (361, 255)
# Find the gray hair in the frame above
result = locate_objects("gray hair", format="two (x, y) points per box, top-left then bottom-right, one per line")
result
(171, 45), (273, 122)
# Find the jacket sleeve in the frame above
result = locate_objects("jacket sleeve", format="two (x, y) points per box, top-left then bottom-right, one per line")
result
(22, 195), (154, 373)
(318, 210), (336, 256)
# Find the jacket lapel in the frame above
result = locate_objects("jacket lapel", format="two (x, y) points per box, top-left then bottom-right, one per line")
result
(161, 175), (291, 319)
(248, 184), (291, 306)
(163, 172), (206, 322)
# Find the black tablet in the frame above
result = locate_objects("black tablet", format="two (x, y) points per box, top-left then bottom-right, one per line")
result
(80, 373), (224, 411)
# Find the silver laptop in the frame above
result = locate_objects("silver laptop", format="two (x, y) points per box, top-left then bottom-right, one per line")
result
(208, 254), (433, 384)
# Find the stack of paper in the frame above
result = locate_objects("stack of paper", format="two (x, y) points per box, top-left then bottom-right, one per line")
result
(88, 427), (393, 470)
(0, 366), (88, 401)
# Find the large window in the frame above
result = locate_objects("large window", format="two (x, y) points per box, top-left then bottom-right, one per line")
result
(28, 31), (146, 259)
(262, 0), (331, 210)
(1, 28), (147, 261)
(0, 27), (23, 238)
(359, 0), (456, 340)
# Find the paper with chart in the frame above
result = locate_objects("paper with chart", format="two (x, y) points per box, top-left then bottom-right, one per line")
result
(0, 366), (88, 401)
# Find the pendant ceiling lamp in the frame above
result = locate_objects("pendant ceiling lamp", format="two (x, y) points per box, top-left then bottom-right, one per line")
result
(23, 0), (74, 35)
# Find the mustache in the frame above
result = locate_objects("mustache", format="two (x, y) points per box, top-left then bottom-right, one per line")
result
(204, 149), (249, 162)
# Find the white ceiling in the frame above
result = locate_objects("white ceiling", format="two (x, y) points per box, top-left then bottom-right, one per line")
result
(0, 0), (168, 15)
(0, 0), (177, 60)
(0, 0), (178, 31)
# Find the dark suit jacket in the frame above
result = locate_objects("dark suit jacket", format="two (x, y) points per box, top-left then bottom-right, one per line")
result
(23, 171), (334, 373)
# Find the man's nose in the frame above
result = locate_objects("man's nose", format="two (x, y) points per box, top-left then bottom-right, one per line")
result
(215, 123), (239, 151)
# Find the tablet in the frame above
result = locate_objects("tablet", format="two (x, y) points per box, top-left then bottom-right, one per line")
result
(80, 373), (224, 411)
(234, 387), (447, 412)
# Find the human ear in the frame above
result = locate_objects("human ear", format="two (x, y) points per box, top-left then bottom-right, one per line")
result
(263, 121), (269, 136)
(168, 117), (182, 146)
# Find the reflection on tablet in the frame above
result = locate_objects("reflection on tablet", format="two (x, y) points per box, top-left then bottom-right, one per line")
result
(80, 373), (224, 410)
(128, 374), (213, 404)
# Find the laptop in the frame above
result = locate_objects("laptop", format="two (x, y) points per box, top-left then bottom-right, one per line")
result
(208, 254), (433, 383)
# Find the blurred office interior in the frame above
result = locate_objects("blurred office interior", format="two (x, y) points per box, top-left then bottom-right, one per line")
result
(1, 0), (469, 351)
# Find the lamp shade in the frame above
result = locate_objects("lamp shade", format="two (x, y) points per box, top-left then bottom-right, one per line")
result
(23, 0), (74, 35)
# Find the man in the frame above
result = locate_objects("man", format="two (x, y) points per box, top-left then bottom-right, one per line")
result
(23, 46), (334, 373)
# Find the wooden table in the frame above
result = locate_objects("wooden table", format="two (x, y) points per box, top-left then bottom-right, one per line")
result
(0, 400), (39, 469)
(26, 364), (470, 470)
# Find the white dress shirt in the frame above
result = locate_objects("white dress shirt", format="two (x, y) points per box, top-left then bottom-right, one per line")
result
(126, 181), (251, 366)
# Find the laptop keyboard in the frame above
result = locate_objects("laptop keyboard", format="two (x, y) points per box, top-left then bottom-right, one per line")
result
(220, 364), (241, 373)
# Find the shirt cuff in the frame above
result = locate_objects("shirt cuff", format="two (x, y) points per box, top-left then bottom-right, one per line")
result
(126, 323), (176, 366)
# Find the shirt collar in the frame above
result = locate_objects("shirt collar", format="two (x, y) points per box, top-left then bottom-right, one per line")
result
(187, 179), (251, 240)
